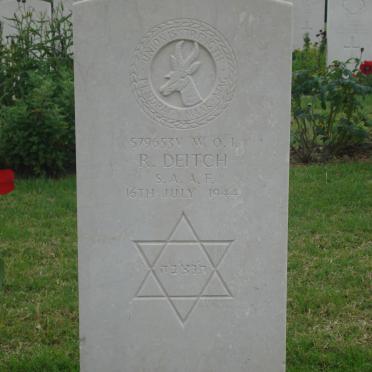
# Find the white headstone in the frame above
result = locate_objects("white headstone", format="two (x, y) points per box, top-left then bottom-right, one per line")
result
(74, 0), (292, 371)
(292, 0), (325, 50)
(0, 0), (51, 40)
(327, 0), (372, 64)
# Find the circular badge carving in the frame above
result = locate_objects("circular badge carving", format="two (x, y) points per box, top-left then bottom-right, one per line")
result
(343, 0), (365, 14)
(130, 19), (238, 129)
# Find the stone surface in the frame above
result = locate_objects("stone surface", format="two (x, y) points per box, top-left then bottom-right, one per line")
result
(327, 0), (372, 64)
(0, 0), (51, 40)
(74, 0), (292, 371)
(292, 0), (325, 50)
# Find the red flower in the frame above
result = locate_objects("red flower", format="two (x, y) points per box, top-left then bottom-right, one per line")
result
(360, 61), (372, 75)
(0, 170), (15, 195)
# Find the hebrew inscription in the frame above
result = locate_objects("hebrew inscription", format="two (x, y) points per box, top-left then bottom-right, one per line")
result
(134, 212), (233, 325)
(131, 18), (237, 129)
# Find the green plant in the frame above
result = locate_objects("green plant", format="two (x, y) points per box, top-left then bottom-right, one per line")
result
(0, 72), (74, 177)
(0, 6), (74, 177)
(292, 31), (327, 75)
(291, 58), (372, 162)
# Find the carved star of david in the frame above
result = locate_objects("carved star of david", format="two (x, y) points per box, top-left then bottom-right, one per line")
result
(134, 212), (233, 326)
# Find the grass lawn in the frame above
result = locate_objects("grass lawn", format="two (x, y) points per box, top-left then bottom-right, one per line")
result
(0, 162), (371, 371)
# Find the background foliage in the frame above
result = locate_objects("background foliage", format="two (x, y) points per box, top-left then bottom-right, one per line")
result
(291, 33), (372, 163)
(0, 7), (74, 177)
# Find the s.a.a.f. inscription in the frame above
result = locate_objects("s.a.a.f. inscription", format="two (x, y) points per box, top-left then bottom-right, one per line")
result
(123, 135), (244, 201)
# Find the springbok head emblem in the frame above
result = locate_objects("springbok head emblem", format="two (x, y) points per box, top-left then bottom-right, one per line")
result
(160, 41), (203, 107)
